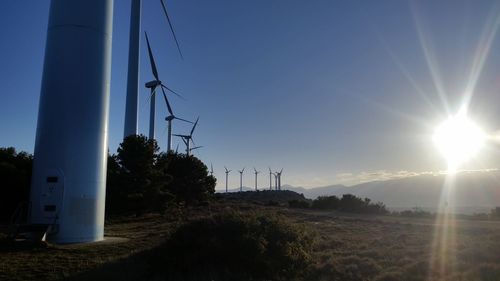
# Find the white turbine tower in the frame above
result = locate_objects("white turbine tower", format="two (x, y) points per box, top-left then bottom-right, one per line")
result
(269, 167), (273, 190)
(224, 167), (231, 193)
(277, 168), (283, 190)
(238, 168), (245, 192)
(273, 172), (278, 190)
(210, 163), (214, 177)
(30, 0), (113, 243)
(253, 168), (260, 191)
(123, 0), (182, 138)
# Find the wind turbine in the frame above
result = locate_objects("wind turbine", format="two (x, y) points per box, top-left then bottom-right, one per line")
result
(224, 167), (231, 193)
(269, 167), (273, 190)
(160, 85), (191, 152)
(274, 172), (278, 191)
(210, 163), (214, 176)
(173, 117), (199, 156)
(30, 0), (113, 243)
(238, 168), (245, 192)
(144, 31), (183, 141)
(277, 168), (283, 190)
(253, 168), (260, 191)
(189, 145), (203, 155)
(124, 0), (183, 138)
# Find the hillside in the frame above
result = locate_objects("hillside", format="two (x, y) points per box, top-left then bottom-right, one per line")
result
(285, 170), (500, 213)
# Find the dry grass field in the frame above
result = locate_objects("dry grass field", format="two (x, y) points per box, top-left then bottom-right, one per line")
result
(2, 203), (500, 281)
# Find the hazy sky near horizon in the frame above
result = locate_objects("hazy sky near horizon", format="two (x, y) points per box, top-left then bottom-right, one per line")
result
(2, 0), (500, 190)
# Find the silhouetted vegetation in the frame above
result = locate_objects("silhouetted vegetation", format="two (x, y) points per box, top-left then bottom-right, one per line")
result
(397, 207), (434, 218)
(490, 207), (500, 219)
(218, 190), (307, 206)
(106, 135), (216, 216)
(311, 194), (389, 215)
(0, 147), (32, 223)
(150, 211), (314, 281)
(162, 152), (216, 205)
(288, 199), (311, 208)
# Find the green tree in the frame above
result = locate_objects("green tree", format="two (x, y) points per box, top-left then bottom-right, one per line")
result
(164, 153), (216, 205)
(0, 147), (33, 222)
(106, 135), (172, 216)
(117, 135), (158, 185)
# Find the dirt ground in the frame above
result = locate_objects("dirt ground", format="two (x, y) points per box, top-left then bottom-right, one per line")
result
(2, 205), (500, 281)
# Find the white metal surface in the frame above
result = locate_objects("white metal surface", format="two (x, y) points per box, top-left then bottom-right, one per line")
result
(30, 0), (114, 243)
(123, 0), (141, 138)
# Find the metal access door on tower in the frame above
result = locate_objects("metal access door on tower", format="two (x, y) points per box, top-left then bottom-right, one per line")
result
(40, 169), (65, 222)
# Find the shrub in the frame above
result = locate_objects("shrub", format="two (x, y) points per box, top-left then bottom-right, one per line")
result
(311, 194), (388, 215)
(289, 199), (310, 209)
(398, 207), (433, 218)
(312, 196), (340, 210)
(150, 212), (314, 281)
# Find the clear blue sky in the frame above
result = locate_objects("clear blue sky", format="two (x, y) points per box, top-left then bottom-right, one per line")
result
(2, 0), (500, 190)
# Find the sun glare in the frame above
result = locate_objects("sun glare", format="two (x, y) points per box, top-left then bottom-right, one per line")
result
(433, 110), (485, 170)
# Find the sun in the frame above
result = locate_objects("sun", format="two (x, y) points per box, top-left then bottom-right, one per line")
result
(433, 110), (485, 170)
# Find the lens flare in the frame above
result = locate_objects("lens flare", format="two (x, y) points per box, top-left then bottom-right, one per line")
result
(432, 111), (485, 170)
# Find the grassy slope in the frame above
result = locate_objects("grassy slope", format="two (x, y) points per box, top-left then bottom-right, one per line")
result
(2, 204), (500, 280)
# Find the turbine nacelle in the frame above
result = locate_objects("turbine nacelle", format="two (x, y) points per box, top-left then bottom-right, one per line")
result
(145, 80), (161, 88)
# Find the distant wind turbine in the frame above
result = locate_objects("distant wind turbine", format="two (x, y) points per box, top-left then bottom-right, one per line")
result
(144, 31), (183, 140)
(210, 163), (214, 176)
(277, 168), (283, 190)
(253, 168), (260, 191)
(238, 168), (245, 192)
(173, 117), (199, 156)
(273, 172), (278, 190)
(161, 86), (191, 152)
(189, 145), (203, 155)
(269, 167), (273, 190)
(224, 166), (231, 193)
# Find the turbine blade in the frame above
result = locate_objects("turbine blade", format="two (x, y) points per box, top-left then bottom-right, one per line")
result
(174, 116), (193, 123)
(144, 32), (159, 81)
(161, 84), (185, 100)
(190, 116), (199, 136)
(160, 0), (183, 59)
(160, 86), (173, 115)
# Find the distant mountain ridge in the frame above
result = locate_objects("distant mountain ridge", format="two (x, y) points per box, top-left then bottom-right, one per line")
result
(283, 171), (500, 212)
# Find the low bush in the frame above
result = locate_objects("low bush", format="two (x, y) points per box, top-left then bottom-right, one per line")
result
(398, 207), (433, 218)
(150, 212), (315, 281)
(311, 194), (388, 215)
(289, 199), (310, 209)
